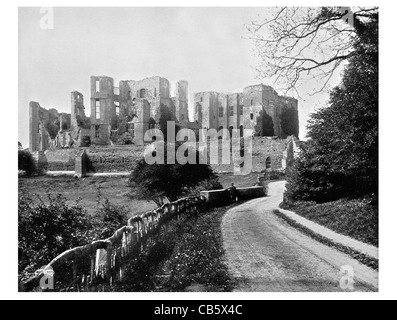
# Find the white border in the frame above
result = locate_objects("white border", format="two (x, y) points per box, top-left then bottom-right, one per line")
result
(4, 0), (396, 300)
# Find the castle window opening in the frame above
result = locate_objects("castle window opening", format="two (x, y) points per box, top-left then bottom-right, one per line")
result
(266, 157), (271, 169)
(95, 125), (100, 138)
(115, 101), (120, 116)
(240, 105), (243, 115)
(219, 107), (224, 117)
(95, 100), (100, 120)
(95, 80), (100, 93)
(229, 106), (234, 116)
(250, 113), (254, 120)
(139, 88), (147, 99)
(128, 122), (135, 137)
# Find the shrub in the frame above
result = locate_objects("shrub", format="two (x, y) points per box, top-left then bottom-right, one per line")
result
(18, 191), (128, 282)
(129, 142), (223, 206)
(93, 198), (128, 239)
(116, 132), (134, 145)
(18, 150), (36, 176)
(18, 192), (93, 279)
(44, 120), (60, 139)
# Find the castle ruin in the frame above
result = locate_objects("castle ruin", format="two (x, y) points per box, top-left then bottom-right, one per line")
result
(28, 75), (300, 174)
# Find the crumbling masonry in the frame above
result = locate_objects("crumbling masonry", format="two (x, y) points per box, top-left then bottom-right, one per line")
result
(30, 76), (190, 151)
(28, 76), (300, 173)
(194, 84), (299, 139)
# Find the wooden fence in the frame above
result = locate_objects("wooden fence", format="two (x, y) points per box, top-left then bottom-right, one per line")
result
(22, 196), (206, 292)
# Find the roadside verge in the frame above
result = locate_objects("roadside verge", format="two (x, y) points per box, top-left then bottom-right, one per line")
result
(274, 208), (379, 270)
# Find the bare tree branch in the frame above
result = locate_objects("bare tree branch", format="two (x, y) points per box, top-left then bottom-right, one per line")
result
(246, 6), (378, 96)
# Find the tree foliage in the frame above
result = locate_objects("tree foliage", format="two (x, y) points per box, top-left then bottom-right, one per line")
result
(18, 193), (93, 277)
(285, 11), (378, 203)
(159, 104), (174, 140)
(18, 191), (128, 280)
(255, 111), (274, 137)
(281, 108), (299, 138)
(18, 150), (36, 176)
(44, 120), (60, 139)
(129, 143), (222, 206)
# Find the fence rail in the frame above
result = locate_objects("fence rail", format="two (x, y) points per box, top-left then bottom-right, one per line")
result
(22, 196), (206, 292)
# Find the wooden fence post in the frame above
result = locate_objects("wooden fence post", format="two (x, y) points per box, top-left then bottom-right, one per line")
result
(106, 242), (113, 284)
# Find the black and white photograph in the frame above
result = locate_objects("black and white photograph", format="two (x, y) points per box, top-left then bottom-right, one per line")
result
(6, 1), (396, 302)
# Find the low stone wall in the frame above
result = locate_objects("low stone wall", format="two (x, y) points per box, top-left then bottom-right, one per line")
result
(85, 146), (145, 173)
(200, 189), (231, 206)
(237, 186), (267, 200)
(200, 186), (266, 206)
(43, 146), (146, 174)
(44, 149), (80, 171)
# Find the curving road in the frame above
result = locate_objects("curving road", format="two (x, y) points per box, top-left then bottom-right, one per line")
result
(221, 181), (378, 292)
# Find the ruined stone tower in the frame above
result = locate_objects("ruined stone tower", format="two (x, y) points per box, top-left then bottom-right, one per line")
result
(71, 91), (85, 131)
(174, 80), (189, 124)
(90, 76), (118, 145)
(194, 84), (299, 139)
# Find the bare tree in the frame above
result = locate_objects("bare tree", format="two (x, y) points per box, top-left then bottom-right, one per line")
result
(247, 7), (378, 96)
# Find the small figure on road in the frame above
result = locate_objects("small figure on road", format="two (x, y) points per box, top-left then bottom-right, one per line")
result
(256, 174), (262, 186)
(229, 183), (238, 203)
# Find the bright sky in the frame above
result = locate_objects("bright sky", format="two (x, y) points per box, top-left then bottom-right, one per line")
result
(18, 7), (341, 148)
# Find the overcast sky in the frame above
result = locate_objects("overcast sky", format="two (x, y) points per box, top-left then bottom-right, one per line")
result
(18, 7), (340, 147)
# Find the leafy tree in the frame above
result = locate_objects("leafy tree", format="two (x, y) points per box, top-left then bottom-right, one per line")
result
(129, 143), (222, 206)
(44, 120), (60, 139)
(281, 108), (299, 138)
(18, 150), (36, 176)
(18, 193), (93, 278)
(159, 104), (173, 140)
(117, 132), (134, 145)
(255, 110), (274, 137)
(18, 191), (128, 280)
(285, 11), (378, 203)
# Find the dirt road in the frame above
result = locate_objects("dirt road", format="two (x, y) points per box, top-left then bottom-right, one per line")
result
(221, 181), (378, 292)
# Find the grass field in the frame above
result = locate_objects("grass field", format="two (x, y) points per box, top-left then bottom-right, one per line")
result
(18, 176), (156, 217)
(18, 173), (261, 217)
